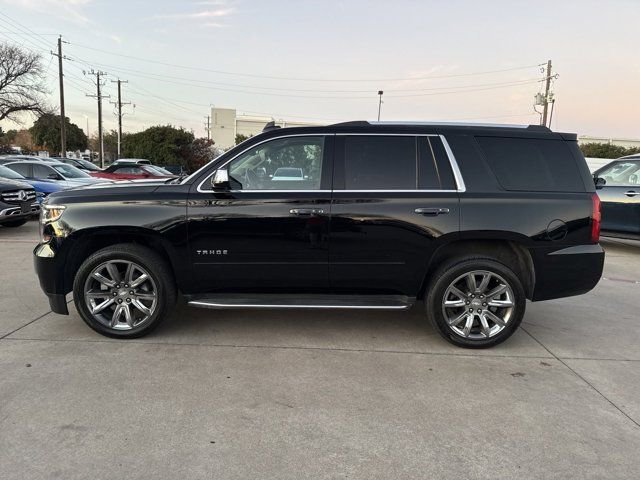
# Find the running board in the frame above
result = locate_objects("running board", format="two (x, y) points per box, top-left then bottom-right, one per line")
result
(186, 294), (415, 310)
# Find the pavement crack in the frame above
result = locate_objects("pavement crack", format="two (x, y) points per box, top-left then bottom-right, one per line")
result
(0, 310), (52, 340)
(521, 326), (640, 429)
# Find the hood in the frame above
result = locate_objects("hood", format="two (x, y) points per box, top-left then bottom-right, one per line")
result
(22, 179), (65, 193)
(66, 177), (110, 185)
(0, 177), (34, 191)
(51, 178), (172, 199)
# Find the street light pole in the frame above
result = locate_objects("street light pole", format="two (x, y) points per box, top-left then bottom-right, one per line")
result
(377, 90), (384, 121)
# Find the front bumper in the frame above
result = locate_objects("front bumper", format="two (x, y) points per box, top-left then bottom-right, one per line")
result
(34, 242), (69, 315)
(0, 202), (39, 220)
(530, 244), (605, 301)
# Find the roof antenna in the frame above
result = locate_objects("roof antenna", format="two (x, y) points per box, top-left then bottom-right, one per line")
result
(263, 121), (281, 132)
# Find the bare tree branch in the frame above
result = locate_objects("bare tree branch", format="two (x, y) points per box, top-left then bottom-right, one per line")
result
(0, 42), (50, 123)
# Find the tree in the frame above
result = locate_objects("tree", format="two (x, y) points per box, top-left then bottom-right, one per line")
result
(13, 129), (35, 153)
(579, 142), (640, 159)
(89, 129), (119, 161)
(181, 137), (215, 172)
(30, 113), (88, 154)
(235, 133), (250, 145)
(123, 125), (194, 166)
(0, 42), (49, 122)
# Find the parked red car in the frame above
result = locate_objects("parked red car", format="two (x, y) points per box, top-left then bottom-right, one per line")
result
(91, 164), (176, 181)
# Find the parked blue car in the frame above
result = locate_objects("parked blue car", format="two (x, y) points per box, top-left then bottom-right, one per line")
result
(0, 164), (64, 202)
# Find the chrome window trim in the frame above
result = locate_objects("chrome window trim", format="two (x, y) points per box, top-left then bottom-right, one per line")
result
(195, 132), (467, 194)
(336, 189), (459, 193)
(439, 135), (466, 192)
(225, 190), (331, 193)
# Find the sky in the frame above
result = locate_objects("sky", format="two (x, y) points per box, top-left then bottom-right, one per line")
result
(0, 0), (638, 139)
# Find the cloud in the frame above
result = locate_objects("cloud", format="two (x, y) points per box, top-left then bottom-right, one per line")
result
(2, 0), (93, 24)
(152, 8), (234, 21)
(194, 0), (229, 5)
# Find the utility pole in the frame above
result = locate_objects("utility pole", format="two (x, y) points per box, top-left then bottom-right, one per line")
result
(110, 79), (130, 159)
(377, 90), (384, 121)
(541, 60), (552, 127)
(51, 36), (67, 156)
(85, 70), (109, 168)
(204, 115), (211, 140)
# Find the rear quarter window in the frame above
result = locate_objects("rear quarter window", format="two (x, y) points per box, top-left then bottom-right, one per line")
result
(476, 136), (585, 192)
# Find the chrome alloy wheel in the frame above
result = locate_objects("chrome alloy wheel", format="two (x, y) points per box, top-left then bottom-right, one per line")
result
(441, 270), (515, 340)
(83, 260), (158, 331)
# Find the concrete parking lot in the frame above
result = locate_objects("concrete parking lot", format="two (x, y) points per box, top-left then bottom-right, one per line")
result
(1, 221), (639, 479)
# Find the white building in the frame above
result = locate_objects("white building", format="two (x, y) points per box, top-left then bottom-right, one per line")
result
(211, 107), (318, 149)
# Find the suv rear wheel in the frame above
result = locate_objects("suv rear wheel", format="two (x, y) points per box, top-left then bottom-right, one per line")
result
(73, 244), (177, 338)
(425, 257), (525, 348)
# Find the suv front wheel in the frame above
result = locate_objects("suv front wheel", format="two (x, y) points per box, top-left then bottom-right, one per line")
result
(73, 244), (177, 338)
(426, 257), (526, 348)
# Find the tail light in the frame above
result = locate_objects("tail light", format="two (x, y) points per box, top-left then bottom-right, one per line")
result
(590, 193), (601, 243)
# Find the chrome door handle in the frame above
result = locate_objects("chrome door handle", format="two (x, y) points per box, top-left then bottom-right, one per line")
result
(414, 207), (450, 216)
(624, 190), (639, 197)
(289, 208), (324, 216)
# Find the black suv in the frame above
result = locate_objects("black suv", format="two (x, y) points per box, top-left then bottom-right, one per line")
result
(0, 176), (38, 228)
(34, 122), (604, 348)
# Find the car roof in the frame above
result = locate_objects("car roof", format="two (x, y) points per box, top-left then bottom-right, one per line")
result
(247, 120), (573, 141)
(6, 160), (59, 165)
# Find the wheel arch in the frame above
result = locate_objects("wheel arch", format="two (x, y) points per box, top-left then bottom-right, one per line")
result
(420, 238), (535, 300)
(62, 227), (182, 294)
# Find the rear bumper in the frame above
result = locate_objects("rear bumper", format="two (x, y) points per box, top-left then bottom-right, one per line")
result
(33, 242), (69, 315)
(530, 244), (605, 301)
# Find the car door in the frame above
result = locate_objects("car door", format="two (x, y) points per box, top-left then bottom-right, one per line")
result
(186, 134), (333, 292)
(329, 134), (461, 296)
(596, 160), (640, 234)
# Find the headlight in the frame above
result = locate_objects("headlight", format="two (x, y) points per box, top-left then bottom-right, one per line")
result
(39, 204), (66, 242)
(41, 204), (66, 224)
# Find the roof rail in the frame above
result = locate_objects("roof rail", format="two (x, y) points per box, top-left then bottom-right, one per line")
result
(330, 121), (370, 127)
(329, 120), (553, 131)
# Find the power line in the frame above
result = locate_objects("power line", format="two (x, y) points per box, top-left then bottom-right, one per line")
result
(62, 57), (543, 100)
(67, 41), (545, 83)
(60, 51), (547, 94)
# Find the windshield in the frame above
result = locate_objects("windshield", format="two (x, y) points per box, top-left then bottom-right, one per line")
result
(76, 159), (101, 171)
(0, 165), (25, 180)
(146, 165), (173, 175)
(52, 164), (91, 178)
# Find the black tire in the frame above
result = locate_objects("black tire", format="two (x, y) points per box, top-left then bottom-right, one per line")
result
(0, 219), (28, 228)
(73, 244), (177, 339)
(425, 256), (526, 348)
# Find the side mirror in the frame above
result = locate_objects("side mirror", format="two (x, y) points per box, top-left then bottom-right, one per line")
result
(593, 176), (606, 190)
(47, 173), (61, 180)
(211, 169), (230, 190)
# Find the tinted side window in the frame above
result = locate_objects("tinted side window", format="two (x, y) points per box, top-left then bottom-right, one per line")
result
(33, 164), (54, 179)
(8, 163), (30, 177)
(476, 137), (585, 192)
(115, 167), (143, 174)
(598, 161), (640, 186)
(418, 137), (457, 190)
(344, 136), (416, 190)
(228, 136), (324, 190)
